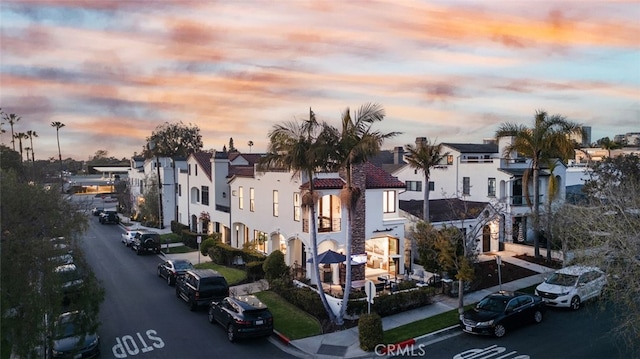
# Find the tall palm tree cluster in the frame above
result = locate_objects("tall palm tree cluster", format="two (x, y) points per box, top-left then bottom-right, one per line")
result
(260, 104), (399, 325)
(0, 108), (66, 188)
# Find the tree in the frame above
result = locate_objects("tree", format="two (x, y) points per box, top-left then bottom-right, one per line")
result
(144, 121), (203, 158)
(1, 169), (104, 357)
(542, 160), (562, 261)
(247, 140), (254, 153)
(13, 132), (28, 162)
(51, 121), (66, 192)
(260, 109), (339, 323)
(3, 112), (20, 151)
(411, 221), (441, 275)
(495, 110), (582, 258)
(228, 137), (237, 152)
(596, 137), (623, 156)
(404, 137), (450, 267)
(137, 175), (161, 227)
(334, 103), (399, 325)
(550, 154), (640, 352)
(26, 130), (38, 162)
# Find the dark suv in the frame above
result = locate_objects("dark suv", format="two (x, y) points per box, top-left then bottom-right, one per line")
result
(176, 269), (229, 311)
(131, 230), (161, 255)
(99, 211), (119, 225)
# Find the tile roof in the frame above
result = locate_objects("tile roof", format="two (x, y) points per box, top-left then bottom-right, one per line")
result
(300, 178), (346, 190)
(228, 166), (255, 178)
(192, 152), (212, 181)
(400, 198), (488, 223)
(363, 162), (405, 189)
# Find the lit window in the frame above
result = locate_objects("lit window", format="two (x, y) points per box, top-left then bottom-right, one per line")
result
(383, 190), (396, 213)
(273, 190), (279, 217)
(238, 186), (244, 209)
(250, 187), (255, 212)
(293, 192), (300, 221)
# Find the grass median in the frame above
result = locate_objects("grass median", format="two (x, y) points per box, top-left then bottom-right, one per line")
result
(254, 291), (323, 340)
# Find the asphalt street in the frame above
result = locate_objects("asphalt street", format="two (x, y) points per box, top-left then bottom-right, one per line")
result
(78, 206), (295, 359)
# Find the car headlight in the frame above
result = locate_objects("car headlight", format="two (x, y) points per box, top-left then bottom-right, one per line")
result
(477, 320), (494, 327)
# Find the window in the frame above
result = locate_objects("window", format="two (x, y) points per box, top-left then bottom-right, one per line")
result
(195, 164), (198, 176)
(188, 164), (191, 175)
(178, 184), (182, 197)
(272, 190), (279, 217)
(293, 192), (300, 221)
(463, 177), (470, 195)
(488, 178), (496, 197)
(447, 155), (454, 165)
(254, 230), (267, 253)
(406, 181), (422, 192)
(238, 186), (244, 209)
(318, 195), (340, 232)
(383, 190), (396, 213)
(429, 181), (434, 191)
(201, 186), (209, 205)
(190, 187), (200, 204)
(249, 188), (255, 212)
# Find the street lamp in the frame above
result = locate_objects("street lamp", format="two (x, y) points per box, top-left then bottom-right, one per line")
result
(148, 141), (164, 229)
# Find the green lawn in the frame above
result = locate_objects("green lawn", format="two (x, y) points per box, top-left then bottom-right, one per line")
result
(254, 291), (322, 340)
(160, 233), (183, 243)
(194, 262), (247, 285)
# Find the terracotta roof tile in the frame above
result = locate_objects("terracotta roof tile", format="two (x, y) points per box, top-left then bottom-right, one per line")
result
(363, 162), (405, 188)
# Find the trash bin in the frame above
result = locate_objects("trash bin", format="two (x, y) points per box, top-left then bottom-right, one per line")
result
(442, 278), (453, 296)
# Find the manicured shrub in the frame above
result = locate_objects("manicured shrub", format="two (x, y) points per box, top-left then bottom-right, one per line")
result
(262, 251), (288, 283)
(245, 261), (265, 281)
(200, 238), (217, 257)
(359, 313), (383, 352)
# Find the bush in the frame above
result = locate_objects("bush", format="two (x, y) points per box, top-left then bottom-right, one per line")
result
(262, 251), (288, 283)
(271, 286), (328, 321)
(200, 238), (217, 257)
(171, 220), (188, 235)
(245, 261), (266, 281)
(359, 313), (383, 352)
(347, 287), (435, 317)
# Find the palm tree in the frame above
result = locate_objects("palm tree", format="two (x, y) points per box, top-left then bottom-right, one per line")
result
(495, 110), (582, 258)
(404, 138), (450, 268)
(4, 113), (21, 151)
(260, 108), (339, 323)
(543, 160), (561, 261)
(51, 121), (66, 191)
(14, 132), (28, 162)
(247, 140), (254, 153)
(26, 130), (38, 162)
(334, 103), (399, 325)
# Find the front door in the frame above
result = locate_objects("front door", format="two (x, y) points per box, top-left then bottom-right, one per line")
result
(482, 225), (491, 252)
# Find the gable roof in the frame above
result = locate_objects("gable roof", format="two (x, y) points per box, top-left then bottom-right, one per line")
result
(400, 198), (488, 223)
(363, 162), (406, 188)
(191, 152), (213, 181)
(443, 143), (498, 153)
(300, 178), (346, 190)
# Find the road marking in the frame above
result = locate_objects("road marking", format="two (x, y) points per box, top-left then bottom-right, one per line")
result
(454, 344), (529, 359)
(112, 330), (165, 358)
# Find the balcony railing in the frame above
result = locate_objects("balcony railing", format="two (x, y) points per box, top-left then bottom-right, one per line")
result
(302, 217), (341, 233)
(510, 195), (543, 206)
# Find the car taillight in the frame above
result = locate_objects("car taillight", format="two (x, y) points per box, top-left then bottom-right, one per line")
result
(235, 319), (251, 325)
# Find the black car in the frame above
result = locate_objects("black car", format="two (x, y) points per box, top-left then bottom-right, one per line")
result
(49, 311), (100, 358)
(208, 296), (274, 342)
(461, 291), (545, 338)
(98, 211), (119, 224)
(131, 230), (161, 255)
(157, 259), (194, 286)
(176, 269), (229, 311)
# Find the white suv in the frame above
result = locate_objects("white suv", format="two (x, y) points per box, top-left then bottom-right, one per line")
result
(535, 265), (606, 310)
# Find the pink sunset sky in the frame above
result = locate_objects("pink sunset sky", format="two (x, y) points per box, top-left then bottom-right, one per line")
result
(1, 0), (638, 160)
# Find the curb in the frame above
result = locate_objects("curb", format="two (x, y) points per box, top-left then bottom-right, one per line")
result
(273, 329), (291, 345)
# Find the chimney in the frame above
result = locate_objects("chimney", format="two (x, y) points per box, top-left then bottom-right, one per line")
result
(393, 146), (404, 164)
(415, 137), (426, 147)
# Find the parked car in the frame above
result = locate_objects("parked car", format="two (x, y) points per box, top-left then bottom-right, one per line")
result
(91, 207), (104, 216)
(461, 291), (545, 338)
(99, 211), (119, 224)
(176, 269), (229, 311)
(49, 311), (100, 359)
(535, 265), (607, 310)
(208, 295), (274, 342)
(131, 230), (161, 255)
(121, 230), (136, 247)
(157, 259), (194, 286)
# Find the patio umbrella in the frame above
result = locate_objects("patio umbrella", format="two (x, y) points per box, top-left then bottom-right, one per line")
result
(307, 249), (346, 264)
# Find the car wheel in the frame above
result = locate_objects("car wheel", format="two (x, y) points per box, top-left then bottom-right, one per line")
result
(570, 296), (581, 310)
(167, 275), (173, 286)
(494, 324), (506, 338)
(533, 310), (543, 323)
(208, 307), (215, 323)
(227, 325), (236, 342)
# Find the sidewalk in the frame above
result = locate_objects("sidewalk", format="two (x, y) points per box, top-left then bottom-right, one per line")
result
(119, 220), (556, 359)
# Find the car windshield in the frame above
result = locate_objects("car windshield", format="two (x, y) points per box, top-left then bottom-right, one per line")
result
(545, 273), (578, 286)
(476, 296), (508, 312)
(242, 308), (269, 319)
(174, 262), (193, 270)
